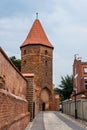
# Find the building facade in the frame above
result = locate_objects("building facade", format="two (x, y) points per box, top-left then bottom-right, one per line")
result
(20, 17), (59, 117)
(73, 56), (87, 99)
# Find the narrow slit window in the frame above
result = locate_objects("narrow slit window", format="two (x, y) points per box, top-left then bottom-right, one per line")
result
(84, 67), (87, 73)
(45, 50), (48, 55)
(24, 50), (26, 55)
(85, 80), (87, 89)
(24, 60), (26, 65)
(45, 61), (47, 66)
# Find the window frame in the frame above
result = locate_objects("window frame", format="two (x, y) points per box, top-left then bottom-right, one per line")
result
(84, 67), (87, 74)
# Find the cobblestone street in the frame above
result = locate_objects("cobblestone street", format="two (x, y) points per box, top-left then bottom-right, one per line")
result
(25, 112), (87, 130)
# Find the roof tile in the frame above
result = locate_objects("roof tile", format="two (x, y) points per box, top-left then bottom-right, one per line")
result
(21, 19), (53, 48)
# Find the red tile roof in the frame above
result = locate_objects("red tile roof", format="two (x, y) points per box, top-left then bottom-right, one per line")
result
(20, 19), (53, 48)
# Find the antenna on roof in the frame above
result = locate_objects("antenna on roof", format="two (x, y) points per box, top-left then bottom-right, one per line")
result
(74, 54), (82, 60)
(74, 54), (79, 59)
(36, 12), (38, 19)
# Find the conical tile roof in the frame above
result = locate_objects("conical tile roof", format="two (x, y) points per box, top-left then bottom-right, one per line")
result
(20, 19), (53, 48)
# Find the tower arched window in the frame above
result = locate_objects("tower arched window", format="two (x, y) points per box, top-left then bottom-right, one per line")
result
(45, 61), (47, 66)
(45, 50), (48, 55)
(24, 60), (26, 65)
(24, 50), (26, 55)
(46, 72), (47, 76)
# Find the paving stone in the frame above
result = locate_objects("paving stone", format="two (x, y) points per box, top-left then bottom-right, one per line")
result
(24, 111), (87, 130)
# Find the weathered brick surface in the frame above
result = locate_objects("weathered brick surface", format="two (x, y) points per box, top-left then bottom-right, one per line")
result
(21, 45), (53, 90)
(0, 48), (27, 99)
(73, 58), (87, 99)
(23, 74), (35, 120)
(21, 44), (59, 112)
(8, 114), (29, 130)
(20, 18), (59, 115)
(0, 90), (30, 130)
(0, 48), (30, 130)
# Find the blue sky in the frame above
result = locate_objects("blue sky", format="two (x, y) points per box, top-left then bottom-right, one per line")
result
(0, 0), (87, 87)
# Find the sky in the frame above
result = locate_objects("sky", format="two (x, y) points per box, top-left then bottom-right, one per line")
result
(0, 0), (87, 87)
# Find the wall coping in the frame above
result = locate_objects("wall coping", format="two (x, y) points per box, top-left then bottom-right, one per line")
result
(62, 98), (87, 103)
(22, 73), (34, 77)
(0, 47), (27, 82)
(0, 89), (28, 102)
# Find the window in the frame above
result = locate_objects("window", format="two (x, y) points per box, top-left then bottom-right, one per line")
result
(84, 80), (87, 89)
(45, 61), (47, 66)
(75, 67), (76, 75)
(46, 72), (47, 76)
(24, 50), (26, 55)
(84, 67), (87, 73)
(24, 60), (26, 65)
(45, 50), (48, 55)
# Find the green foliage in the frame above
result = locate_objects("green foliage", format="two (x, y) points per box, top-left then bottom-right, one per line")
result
(54, 75), (73, 101)
(10, 56), (21, 71)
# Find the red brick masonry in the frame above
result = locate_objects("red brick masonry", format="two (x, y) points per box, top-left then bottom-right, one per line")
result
(0, 89), (30, 130)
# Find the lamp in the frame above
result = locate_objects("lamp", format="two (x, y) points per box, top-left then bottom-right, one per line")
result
(73, 88), (77, 119)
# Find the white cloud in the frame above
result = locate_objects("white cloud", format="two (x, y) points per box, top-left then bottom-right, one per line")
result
(0, 0), (87, 86)
(0, 16), (33, 57)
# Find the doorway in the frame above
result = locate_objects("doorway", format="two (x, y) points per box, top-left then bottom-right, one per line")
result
(33, 102), (35, 119)
(42, 102), (45, 111)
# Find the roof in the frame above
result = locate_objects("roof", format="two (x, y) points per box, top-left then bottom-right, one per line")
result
(20, 19), (54, 48)
(82, 62), (87, 64)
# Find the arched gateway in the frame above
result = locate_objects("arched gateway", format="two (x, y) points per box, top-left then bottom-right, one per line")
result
(40, 87), (52, 111)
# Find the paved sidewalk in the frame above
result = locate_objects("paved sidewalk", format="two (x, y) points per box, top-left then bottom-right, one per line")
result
(24, 111), (86, 130)
(58, 112), (87, 129)
(25, 112), (45, 130)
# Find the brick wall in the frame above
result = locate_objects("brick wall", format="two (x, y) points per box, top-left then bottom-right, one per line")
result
(21, 45), (59, 112)
(21, 44), (53, 90)
(23, 74), (36, 120)
(0, 48), (27, 99)
(0, 90), (30, 130)
(0, 48), (30, 129)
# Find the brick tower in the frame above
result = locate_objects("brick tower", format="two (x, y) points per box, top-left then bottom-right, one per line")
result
(20, 16), (58, 116)
(21, 18), (53, 83)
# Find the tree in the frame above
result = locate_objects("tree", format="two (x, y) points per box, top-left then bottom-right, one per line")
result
(54, 75), (73, 101)
(10, 56), (21, 71)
